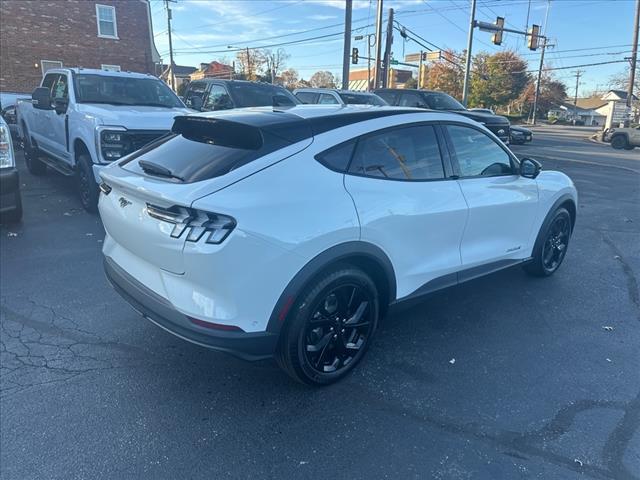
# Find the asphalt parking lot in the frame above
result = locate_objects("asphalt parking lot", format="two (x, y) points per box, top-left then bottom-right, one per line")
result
(1, 128), (639, 480)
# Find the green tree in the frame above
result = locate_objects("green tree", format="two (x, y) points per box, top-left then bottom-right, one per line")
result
(517, 74), (568, 118)
(469, 51), (530, 110)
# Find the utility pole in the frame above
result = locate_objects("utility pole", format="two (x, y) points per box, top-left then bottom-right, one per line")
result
(367, 34), (375, 91)
(461, 0), (477, 107)
(573, 70), (583, 122)
(627, 0), (639, 110)
(342, 0), (353, 90)
(418, 51), (424, 89)
(531, 38), (547, 125)
(165, 0), (176, 91)
(382, 8), (394, 88)
(374, 0), (384, 88)
(246, 46), (251, 80)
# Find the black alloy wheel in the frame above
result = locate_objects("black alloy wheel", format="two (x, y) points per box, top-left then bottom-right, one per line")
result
(524, 207), (572, 277)
(276, 266), (380, 385)
(303, 284), (374, 374)
(541, 214), (571, 273)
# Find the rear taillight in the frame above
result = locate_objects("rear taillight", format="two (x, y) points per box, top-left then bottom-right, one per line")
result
(146, 204), (236, 244)
(0, 123), (15, 169)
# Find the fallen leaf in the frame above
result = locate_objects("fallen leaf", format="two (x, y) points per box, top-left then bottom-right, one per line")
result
(86, 233), (93, 236)
(299, 461), (308, 465)
(602, 326), (614, 331)
(7, 232), (18, 237)
(606, 358), (612, 363)
(63, 212), (72, 216)
(449, 358), (456, 365)
(574, 459), (583, 467)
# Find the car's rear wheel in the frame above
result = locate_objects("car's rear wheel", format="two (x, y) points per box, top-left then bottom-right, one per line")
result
(524, 207), (572, 277)
(610, 135), (627, 150)
(22, 125), (47, 175)
(276, 266), (379, 385)
(77, 153), (99, 213)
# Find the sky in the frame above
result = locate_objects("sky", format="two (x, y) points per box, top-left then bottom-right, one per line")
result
(150, 0), (638, 97)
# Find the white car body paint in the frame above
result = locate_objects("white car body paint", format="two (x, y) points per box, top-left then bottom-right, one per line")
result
(99, 106), (578, 346)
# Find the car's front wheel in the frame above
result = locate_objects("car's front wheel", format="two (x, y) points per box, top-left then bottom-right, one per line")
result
(610, 135), (628, 149)
(276, 265), (379, 385)
(525, 207), (572, 277)
(77, 153), (99, 213)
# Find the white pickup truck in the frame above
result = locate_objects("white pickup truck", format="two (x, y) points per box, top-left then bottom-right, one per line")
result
(17, 68), (190, 212)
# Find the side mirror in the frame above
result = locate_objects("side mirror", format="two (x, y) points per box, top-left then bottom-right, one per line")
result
(32, 87), (53, 110)
(190, 96), (203, 111)
(520, 157), (541, 179)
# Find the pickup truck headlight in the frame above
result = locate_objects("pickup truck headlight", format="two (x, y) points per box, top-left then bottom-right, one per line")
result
(0, 123), (15, 169)
(97, 127), (129, 162)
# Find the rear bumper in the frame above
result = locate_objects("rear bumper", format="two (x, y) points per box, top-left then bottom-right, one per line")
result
(0, 167), (20, 213)
(104, 256), (279, 361)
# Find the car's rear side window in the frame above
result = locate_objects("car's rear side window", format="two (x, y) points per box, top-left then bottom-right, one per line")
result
(349, 125), (445, 181)
(296, 92), (319, 104)
(315, 140), (356, 172)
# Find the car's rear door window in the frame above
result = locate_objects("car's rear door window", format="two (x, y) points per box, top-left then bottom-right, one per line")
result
(318, 93), (339, 104)
(295, 92), (319, 104)
(348, 125), (445, 180)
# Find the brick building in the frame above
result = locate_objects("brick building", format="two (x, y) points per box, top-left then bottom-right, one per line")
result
(0, 0), (161, 93)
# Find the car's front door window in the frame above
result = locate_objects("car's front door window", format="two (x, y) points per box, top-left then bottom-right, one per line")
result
(203, 84), (231, 110)
(446, 125), (514, 177)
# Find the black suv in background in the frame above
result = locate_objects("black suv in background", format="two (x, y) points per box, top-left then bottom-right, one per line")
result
(183, 80), (299, 111)
(375, 88), (511, 144)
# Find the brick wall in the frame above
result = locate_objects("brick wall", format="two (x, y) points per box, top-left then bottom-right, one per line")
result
(0, 0), (158, 92)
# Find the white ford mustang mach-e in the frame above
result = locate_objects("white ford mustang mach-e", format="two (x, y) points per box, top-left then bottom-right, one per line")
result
(99, 106), (577, 385)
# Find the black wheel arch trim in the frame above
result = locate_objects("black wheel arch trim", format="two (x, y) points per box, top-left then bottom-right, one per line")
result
(533, 193), (576, 251)
(266, 241), (397, 334)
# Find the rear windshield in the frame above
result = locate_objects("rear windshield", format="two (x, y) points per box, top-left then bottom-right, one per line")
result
(228, 83), (299, 108)
(422, 92), (465, 111)
(338, 93), (386, 106)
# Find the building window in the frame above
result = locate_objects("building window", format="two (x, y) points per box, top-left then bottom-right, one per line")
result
(101, 64), (121, 72)
(96, 4), (118, 39)
(41, 60), (63, 76)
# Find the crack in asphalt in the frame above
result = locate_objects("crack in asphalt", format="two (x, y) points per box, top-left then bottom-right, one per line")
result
(601, 233), (640, 316)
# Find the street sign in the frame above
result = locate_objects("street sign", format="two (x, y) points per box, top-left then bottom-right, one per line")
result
(405, 53), (422, 62)
(426, 51), (442, 61)
(477, 20), (500, 32)
(390, 59), (399, 65)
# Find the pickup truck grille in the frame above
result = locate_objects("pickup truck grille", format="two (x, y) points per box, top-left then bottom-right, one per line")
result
(128, 130), (170, 151)
(486, 125), (510, 142)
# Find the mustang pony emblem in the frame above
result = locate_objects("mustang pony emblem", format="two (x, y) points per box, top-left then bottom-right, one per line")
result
(118, 197), (132, 208)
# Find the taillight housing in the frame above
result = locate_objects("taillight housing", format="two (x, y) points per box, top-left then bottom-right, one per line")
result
(0, 122), (15, 169)
(146, 204), (236, 244)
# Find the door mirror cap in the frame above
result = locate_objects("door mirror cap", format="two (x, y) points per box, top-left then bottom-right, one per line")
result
(32, 87), (53, 110)
(520, 157), (541, 179)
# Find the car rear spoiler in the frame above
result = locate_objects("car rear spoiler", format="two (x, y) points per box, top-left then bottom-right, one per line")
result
(171, 114), (313, 151)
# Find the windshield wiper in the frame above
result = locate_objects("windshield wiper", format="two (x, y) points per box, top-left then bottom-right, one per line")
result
(81, 100), (132, 106)
(134, 103), (174, 108)
(139, 160), (185, 181)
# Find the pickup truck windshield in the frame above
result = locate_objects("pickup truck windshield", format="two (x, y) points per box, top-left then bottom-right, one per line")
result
(74, 74), (183, 108)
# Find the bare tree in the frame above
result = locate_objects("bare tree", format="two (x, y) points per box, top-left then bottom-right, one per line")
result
(235, 49), (265, 81)
(309, 70), (337, 88)
(279, 68), (299, 89)
(263, 48), (290, 83)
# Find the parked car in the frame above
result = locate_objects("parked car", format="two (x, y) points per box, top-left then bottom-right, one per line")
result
(0, 115), (22, 223)
(1, 92), (29, 136)
(16, 68), (190, 212)
(99, 105), (577, 385)
(374, 89), (511, 144)
(510, 125), (533, 144)
(294, 88), (387, 106)
(469, 107), (494, 115)
(183, 79), (299, 111)
(607, 126), (640, 150)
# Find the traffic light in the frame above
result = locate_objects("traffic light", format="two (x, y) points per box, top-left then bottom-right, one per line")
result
(528, 24), (540, 50)
(351, 47), (359, 65)
(491, 17), (504, 45)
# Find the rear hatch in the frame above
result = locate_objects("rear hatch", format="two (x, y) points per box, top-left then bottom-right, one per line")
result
(99, 111), (313, 274)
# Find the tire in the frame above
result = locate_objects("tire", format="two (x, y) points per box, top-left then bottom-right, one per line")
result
(0, 192), (23, 224)
(524, 207), (572, 277)
(276, 265), (380, 386)
(624, 145), (636, 150)
(21, 124), (47, 176)
(610, 135), (627, 150)
(76, 153), (99, 213)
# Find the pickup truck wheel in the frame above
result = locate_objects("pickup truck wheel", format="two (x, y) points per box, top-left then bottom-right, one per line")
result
(610, 135), (627, 149)
(22, 127), (47, 176)
(624, 145), (636, 150)
(276, 266), (379, 386)
(77, 153), (98, 213)
(524, 207), (572, 277)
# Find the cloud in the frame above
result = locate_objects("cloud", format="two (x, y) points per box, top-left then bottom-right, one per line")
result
(307, 14), (339, 20)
